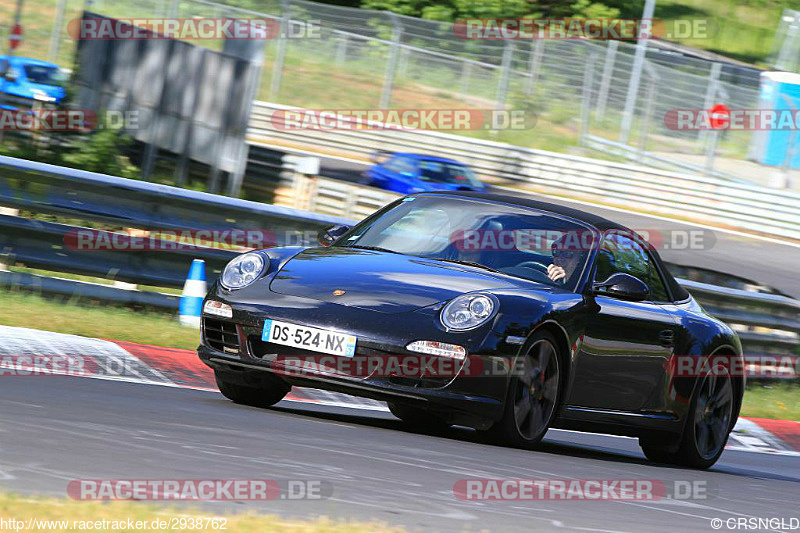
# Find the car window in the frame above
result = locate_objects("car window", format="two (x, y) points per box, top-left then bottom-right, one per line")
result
(383, 156), (401, 173)
(385, 156), (415, 177)
(594, 232), (669, 301)
(418, 161), (482, 187)
(342, 196), (595, 291)
(376, 208), (452, 254)
(23, 65), (63, 86)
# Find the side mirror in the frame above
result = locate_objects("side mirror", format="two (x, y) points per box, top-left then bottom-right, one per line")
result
(317, 224), (351, 247)
(593, 273), (650, 301)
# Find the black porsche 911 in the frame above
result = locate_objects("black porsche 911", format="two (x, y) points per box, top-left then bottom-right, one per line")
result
(198, 191), (743, 469)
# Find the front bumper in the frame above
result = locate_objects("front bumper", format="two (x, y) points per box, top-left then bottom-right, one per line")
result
(197, 289), (515, 427)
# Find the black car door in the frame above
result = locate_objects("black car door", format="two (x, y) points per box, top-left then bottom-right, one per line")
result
(568, 232), (679, 413)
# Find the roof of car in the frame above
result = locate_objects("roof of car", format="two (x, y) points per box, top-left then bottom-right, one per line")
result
(415, 190), (629, 231)
(392, 153), (464, 165)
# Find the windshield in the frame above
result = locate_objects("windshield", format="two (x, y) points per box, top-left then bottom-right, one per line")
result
(418, 161), (482, 187)
(339, 196), (596, 291)
(24, 65), (63, 86)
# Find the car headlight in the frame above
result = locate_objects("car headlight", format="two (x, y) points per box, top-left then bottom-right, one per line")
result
(220, 252), (267, 290)
(440, 294), (496, 331)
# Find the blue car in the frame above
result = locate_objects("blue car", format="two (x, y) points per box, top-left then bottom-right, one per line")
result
(0, 56), (65, 108)
(363, 152), (487, 193)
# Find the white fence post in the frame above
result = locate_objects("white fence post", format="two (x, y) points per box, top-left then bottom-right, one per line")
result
(379, 14), (403, 109)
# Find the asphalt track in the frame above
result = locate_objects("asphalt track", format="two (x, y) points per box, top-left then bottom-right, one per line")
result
(1, 376), (798, 532)
(318, 158), (800, 299)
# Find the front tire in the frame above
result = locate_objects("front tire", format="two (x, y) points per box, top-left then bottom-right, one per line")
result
(215, 371), (290, 408)
(486, 331), (562, 449)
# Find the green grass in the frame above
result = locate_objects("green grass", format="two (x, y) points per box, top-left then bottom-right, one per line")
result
(741, 382), (800, 421)
(0, 289), (199, 350)
(655, 0), (785, 64)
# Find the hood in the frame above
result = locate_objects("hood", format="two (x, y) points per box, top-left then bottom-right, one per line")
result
(269, 247), (532, 314)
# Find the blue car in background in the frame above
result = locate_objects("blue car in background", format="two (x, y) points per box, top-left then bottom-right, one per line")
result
(0, 56), (65, 108)
(363, 152), (487, 193)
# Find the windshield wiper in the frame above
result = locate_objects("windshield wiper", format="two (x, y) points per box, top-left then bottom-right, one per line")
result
(437, 258), (504, 274)
(347, 244), (401, 254)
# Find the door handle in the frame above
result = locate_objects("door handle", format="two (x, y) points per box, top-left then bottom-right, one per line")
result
(658, 330), (674, 347)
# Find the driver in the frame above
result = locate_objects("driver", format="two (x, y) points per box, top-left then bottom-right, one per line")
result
(547, 237), (583, 284)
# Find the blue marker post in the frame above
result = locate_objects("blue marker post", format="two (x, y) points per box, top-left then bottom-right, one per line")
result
(179, 259), (206, 327)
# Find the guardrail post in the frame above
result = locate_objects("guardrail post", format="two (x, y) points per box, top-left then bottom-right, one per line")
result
(637, 71), (657, 161)
(48, 0), (68, 62)
(495, 41), (515, 111)
(524, 39), (544, 97)
(459, 60), (473, 96)
(620, 0), (656, 145)
(594, 40), (618, 123)
(698, 62), (722, 151)
(579, 54), (597, 146)
(269, 0), (290, 100)
(335, 33), (348, 67)
(380, 14), (403, 109)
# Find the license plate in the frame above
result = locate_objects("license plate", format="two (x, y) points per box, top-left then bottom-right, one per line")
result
(262, 319), (357, 357)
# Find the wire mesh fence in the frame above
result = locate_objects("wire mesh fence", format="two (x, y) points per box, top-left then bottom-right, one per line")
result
(11, 0), (768, 177)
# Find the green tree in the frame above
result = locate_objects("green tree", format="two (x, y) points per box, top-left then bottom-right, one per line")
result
(58, 127), (139, 179)
(360, 0), (627, 21)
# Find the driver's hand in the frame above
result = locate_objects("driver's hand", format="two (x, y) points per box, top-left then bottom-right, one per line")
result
(547, 264), (566, 283)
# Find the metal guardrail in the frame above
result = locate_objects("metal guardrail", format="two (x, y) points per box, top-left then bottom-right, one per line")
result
(273, 173), (401, 221)
(0, 271), (179, 311)
(0, 155), (351, 234)
(248, 101), (800, 241)
(0, 215), (238, 288)
(0, 155), (797, 364)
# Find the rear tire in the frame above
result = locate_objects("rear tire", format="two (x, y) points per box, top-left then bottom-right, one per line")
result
(639, 368), (734, 469)
(675, 369), (734, 469)
(215, 371), (290, 408)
